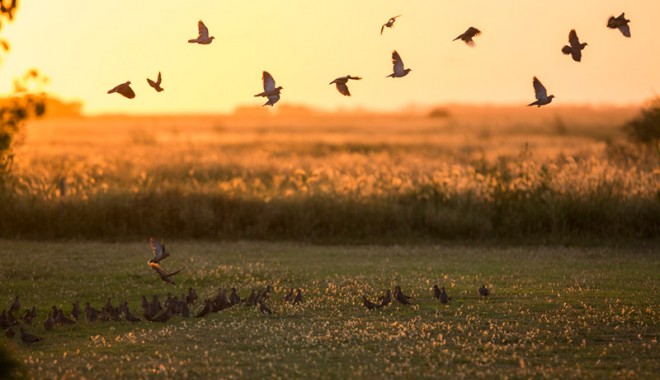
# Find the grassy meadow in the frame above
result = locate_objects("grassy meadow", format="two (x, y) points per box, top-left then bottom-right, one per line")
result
(1, 240), (659, 379)
(1, 105), (658, 242)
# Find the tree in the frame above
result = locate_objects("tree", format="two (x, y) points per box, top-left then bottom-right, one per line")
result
(623, 97), (660, 153)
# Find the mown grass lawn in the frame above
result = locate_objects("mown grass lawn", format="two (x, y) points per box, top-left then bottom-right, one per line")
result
(1, 240), (658, 379)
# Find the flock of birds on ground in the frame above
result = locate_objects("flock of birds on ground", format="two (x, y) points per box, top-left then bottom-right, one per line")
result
(2, 238), (491, 345)
(107, 12), (632, 108)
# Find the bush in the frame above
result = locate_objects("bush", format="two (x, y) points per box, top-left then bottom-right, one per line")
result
(623, 97), (660, 150)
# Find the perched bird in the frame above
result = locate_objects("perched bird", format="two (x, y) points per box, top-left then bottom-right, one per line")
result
(381, 15), (401, 35)
(149, 238), (170, 264)
(527, 77), (555, 108)
(283, 288), (294, 303)
(386, 50), (411, 78)
(188, 20), (215, 44)
(150, 296), (162, 315)
(254, 71), (283, 107)
(85, 302), (99, 322)
(479, 284), (490, 298)
(607, 12), (631, 37)
(439, 286), (450, 304)
(4, 327), (14, 339)
(19, 327), (42, 344)
(379, 290), (392, 308)
(147, 71), (164, 92)
(107, 81), (135, 99)
(195, 299), (213, 318)
(293, 289), (303, 305)
(394, 285), (413, 305)
(22, 306), (37, 325)
(186, 288), (198, 306)
(9, 296), (20, 313)
(363, 295), (381, 310)
(229, 287), (241, 306)
(70, 301), (81, 321)
(262, 285), (273, 301)
(433, 285), (441, 300)
(258, 301), (273, 314)
(44, 313), (54, 331)
(180, 302), (190, 318)
(329, 75), (362, 97)
(453, 27), (481, 47)
(561, 30), (587, 62)
(244, 290), (258, 306)
(149, 308), (173, 323)
(125, 308), (142, 323)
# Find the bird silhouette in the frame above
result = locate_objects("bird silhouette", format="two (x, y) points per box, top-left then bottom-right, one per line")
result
(107, 81), (135, 99)
(150, 295), (162, 315)
(244, 290), (258, 306)
(85, 302), (100, 322)
(433, 285), (441, 300)
(258, 301), (273, 314)
(394, 285), (413, 305)
(254, 71), (283, 106)
(453, 27), (481, 47)
(230, 287), (241, 306)
(19, 327), (42, 344)
(607, 13), (631, 37)
(561, 30), (587, 62)
(262, 285), (273, 301)
(283, 288), (294, 303)
(293, 289), (303, 305)
(439, 286), (451, 304)
(188, 20), (215, 44)
(149, 308), (173, 323)
(381, 15), (401, 35)
(379, 290), (392, 307)
(479, 285), (490, 298)
(527, 77), (554, 108)
(9, 295), (19, 313)
(21, 306), (36, 325)
(329, 75), (362, 96)
(387, 50), (411, 78)
(149, 238), (170, 264)
(147, 71), (164, 92)
(70, 301), (81, 321)
(186, 288), (198, 306)
(363, 295), (381, 310)
(44, 313), (54, 331)
(195, 299), (213, 318)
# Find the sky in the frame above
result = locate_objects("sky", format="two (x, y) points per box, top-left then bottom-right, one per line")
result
(0, 1), (658, 115)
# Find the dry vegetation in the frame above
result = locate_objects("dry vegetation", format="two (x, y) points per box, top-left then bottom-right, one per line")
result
(1, 105), (658, 241)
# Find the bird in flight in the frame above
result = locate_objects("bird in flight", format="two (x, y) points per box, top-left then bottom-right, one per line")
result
(453, 27), (481, 47)
(561, 30), (588, 62)
(107, 81), (135, 99)
(607, 12), (631, 37)
(188, 20), (215, 44)
(254, 71), (283, 106)
(329, 75), (362, 96)
(147, 238), (184, 284)
(527, 77), (555, 108)
(147, 72), (164, 92)
(381, 15), (401, 35)
(386, 50), (411, 78)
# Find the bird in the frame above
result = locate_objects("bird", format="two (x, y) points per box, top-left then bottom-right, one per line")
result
(254, 71), (283, 107)
(528, 77), (555, 108)
(258, 301), (273, 314)
(283, 288), (294, 303)
(85, 302), (99, 322)
(387, 50), (411, 78)
(19, 327), (42, 344)
(244, 290), (257, 306)
(149, 238), (170, 264)
(107, 81), (135, 99)
(453, 27), (481, 47)
(44, 313), (54, 331)
(329, 75), (362, 96)
(195, 299), (213, 318)
(433, 285), (441, 300)
(21, 306), (36, 325)
(229, 287), (241, 306)
(149, 308), (173, 323)
(479, 285), (490, 298)
(147, 71), (164, 92)
(70, 301), (81, 321)
(381, 15), (401, 35)
(561, 30), (587, 62)
(149, 262), (184, 285)
(379, 290), (392, 308)
(188, 20), (215, 44)
(124, 307), (142, 323)
(394, 285), (413, 305)
(363, 295), (381, 310)
(439, 286), (450, 304)
(262, 285), (273, 301)
(293, 289), (303, 305)
(607, 12), (631, 37)
(9, 296), (20, 313)
(186, 288), (198, 306)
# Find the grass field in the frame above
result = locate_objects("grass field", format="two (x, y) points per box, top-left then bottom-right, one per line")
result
(1, 240), (658, 379)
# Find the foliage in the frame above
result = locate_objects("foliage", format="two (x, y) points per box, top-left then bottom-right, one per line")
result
(624, 97), (660, 150)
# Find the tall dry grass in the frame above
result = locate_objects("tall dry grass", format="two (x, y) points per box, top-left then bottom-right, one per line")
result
(2, 107), (658, 241)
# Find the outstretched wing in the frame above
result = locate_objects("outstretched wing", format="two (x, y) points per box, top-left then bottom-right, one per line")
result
(466, 27), (481, 38)
(532, 77), (547, 101)
(150, 238), (169, 262)
(262, 71), (276, 92)
(156, 71), (162, 86)
(198, 20), (209, 40)
(392, 50), (404, 75)
(335, 82), (350, 96)
(618, 23), (631, 37)
(568, 29), (580, 48)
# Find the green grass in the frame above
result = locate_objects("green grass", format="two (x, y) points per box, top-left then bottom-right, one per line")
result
(1, 240), (658, 379)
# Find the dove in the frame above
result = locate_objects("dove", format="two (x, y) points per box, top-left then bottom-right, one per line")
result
(379, 290), (392, 308)
(439, 286), (451, 304)
(561, 30), (587, 62)
(188, 20), (215, 44)
(254, 71), (283, 106)
(186, 288), (198, 306)
(293, 289), (303, 305)
(258, 301), (273, 314)
(363, 295), (381, 310)
(195, 299), (213, 318)
(386, 50), (411, 78)
(21, 306), (36, 325)
(149, 308), (173, 323)
(244, 290), (258, 306)
(9, 295), (19, 313)
(283, 288), (294, 303)
(107, 81), (135, 99)
(479, 285), (490, 298)
(262, 285), (273, 301)
(229, 287), (241, 306)
(433, 285), (441, 300)
(394, 285), (413, 305)
(381, 15), (401, 35)
(150, 296), (162, 315)
(149, 238), (170, 264)
(527, 77), (555, 108)
(453, 27), (481, 47)
(20, 327), (42, 344)
(607, 13), (631, 37)
(70, 301), (81, 321)
(44, 313), (54, 331)
(147, 71), (164, 92)
(124, 306), (142, 323)
(85, 302), (100, 322)
(329, 75), (362, 96)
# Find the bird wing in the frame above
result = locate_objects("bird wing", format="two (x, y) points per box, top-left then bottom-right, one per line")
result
(607, 16), (617, 28)
(348, 76), (362, 81)
(380, 24), (385, 35)
(571, 48), (582, 62)
(198, 20), (209, 39)
(147, 78), (157, 88)
(467, 27), (481, 38)
(150, 238), (169, 262)
(107, 84), (121, 94)
(568, 29), (580, 48)
(618, 23), (631, 37)
(335, 82), (350, 96)
(156, 71), (162, 86)
(262, 71), (276, 92)
(392, 51), (404, 75)
(532, 77), (547, 100)
(117, 84), (135, 99)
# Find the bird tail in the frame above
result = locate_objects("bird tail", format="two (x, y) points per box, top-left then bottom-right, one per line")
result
(527, 101), (538, 107)
(188, 39), (198, 43)
(254, 92), (265, 97)
(167, 267), (185, 277)
(453, 35), (461, 41)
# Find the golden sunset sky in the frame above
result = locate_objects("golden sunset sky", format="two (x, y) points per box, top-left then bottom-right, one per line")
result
(0, 1), (658, 114)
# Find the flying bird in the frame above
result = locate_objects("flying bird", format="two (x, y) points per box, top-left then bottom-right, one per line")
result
(329, 75), (362, 96)
(188, 20), (215, 44)
(527, 77), (555, 108)
(561, 30), (588, 62)
(149, 262), (184, 285)
(453, 27), (481, 47)
(381, 15), (401, 35)
(107, 81), (135, 99)
(607, 12), (631, 37)
(387, 50), (412, 78)
(147, 71), (164, 92)
(254, 71), (283, 106)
